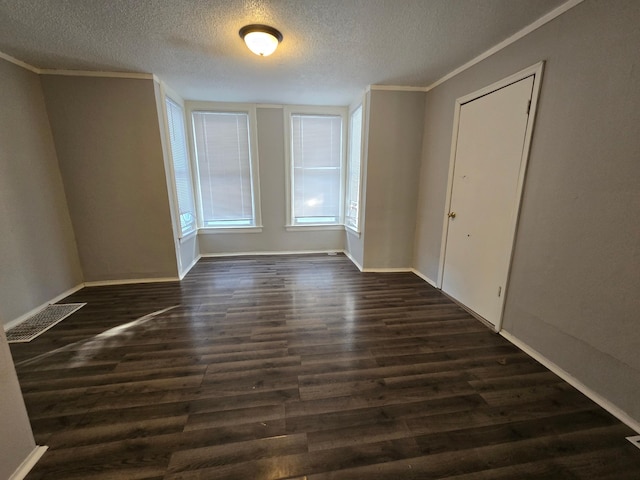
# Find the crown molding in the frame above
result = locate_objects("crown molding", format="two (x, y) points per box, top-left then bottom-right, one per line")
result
(39, 69), (154, 80)
(0, 49), (153, 80)
(1, 0), (584, 95)
(426, 0), (584, 91)
(369, 85), (429, 92)
(0, 50), (40, 74)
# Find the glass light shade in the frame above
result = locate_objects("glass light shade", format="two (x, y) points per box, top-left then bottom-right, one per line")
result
(239, 25), (283, 57)
(243, 31), (280, 56)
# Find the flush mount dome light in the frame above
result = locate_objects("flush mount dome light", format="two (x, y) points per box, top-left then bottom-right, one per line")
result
(239, 24), (283, 56)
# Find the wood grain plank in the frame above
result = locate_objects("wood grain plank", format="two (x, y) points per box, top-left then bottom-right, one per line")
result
(7, 254), (638, 480)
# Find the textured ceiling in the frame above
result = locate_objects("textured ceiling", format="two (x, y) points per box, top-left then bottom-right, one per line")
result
(0, 0), (567, 105)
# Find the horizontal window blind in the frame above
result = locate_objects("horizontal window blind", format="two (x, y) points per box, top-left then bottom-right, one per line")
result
(291, 114), (342, 224)
(345, 105), (363, 230)
(165, 98), (196, 236)
(192, 112), (255, 227)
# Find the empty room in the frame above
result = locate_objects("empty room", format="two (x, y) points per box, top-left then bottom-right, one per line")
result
(1, 0), (639, 478)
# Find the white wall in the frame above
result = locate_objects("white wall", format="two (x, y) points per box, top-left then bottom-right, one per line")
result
(177, 234), (200, 276)
(197, 106), (345, 255)
(191, 93), (425, 266)
(0, 58), (83, 327)
(414, 0), (640, 424)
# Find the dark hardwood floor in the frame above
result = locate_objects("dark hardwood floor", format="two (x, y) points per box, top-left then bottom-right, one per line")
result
(10, 254), (640, 479)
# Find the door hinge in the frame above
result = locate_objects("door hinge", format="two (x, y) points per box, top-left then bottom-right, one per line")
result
(526, 100), (531, 115)
(498, 286), (502, 297)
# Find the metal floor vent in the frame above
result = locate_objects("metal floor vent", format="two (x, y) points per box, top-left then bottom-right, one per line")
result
(627, 436), (640, 451)
(6, 303), (86, 343)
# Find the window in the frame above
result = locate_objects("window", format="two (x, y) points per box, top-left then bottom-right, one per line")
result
(191, 109), (260, 228)
(286, 107), (346, 226)
(345, 104), (363, 231)
(165, 97), (196, 236)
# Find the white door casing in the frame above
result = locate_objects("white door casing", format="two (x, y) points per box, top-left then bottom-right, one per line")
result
(438, 63), (544, 330)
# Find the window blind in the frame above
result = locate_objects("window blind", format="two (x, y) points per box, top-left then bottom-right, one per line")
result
(192, 112), (255, 227)
(291, 114), (342, 224)
(165, 98), (196, 236)
(345, 105), (363, 230)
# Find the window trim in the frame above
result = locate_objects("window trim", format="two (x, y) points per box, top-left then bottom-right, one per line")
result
(345, 100), (365, 234)
(185, 101), (263, 231)
(161, 88), (198, 239)
(283, 105), (348, 228)
(285, 225), (345, 232)
(199, 226), (263, 235)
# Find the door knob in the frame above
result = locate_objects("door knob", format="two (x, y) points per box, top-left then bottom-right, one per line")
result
(448, 212), (456, 219)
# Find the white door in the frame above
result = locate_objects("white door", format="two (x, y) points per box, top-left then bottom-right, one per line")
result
(442, 76), (535, 327)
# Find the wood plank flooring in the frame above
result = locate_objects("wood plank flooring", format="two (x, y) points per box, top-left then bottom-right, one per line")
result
(10, 254), (640, 479)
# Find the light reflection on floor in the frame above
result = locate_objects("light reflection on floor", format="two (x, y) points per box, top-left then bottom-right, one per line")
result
(15, 305), (179, 369)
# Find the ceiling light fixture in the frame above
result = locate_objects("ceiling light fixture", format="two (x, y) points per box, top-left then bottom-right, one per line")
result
(239, 24), (283, 57)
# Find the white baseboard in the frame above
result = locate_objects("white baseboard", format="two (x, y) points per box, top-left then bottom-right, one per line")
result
(83, 277), (180, 287)
(3, 284), (84, 331)
(501, 330), (640, 434)
(200, 250), (343, 257)
(9, 445), (48, 480)
(411, 268), (438, 288)
(343, 250), (363, 271)
(6, 253), (358, 329)
(627, 435), (640, 450)
(179, 255), (202, 280)
(4, 276), (184, 330)
(361, 267), (413, 273)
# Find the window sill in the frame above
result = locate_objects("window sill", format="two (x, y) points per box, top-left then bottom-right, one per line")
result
(199, 226), (263, 235)
(285, 225), (345, 232)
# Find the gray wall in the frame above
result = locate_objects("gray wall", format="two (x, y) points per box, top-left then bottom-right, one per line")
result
(0, 59), (83, 326)
(414, 0), (640, 422)
(363, 90), (425, 269)
(41, 76), (178, 282)
(0, 329), (36, 479)
(197, 107), (345, 255)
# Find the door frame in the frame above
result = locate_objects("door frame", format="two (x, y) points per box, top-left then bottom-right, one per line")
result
(436, 61), (545, 332)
